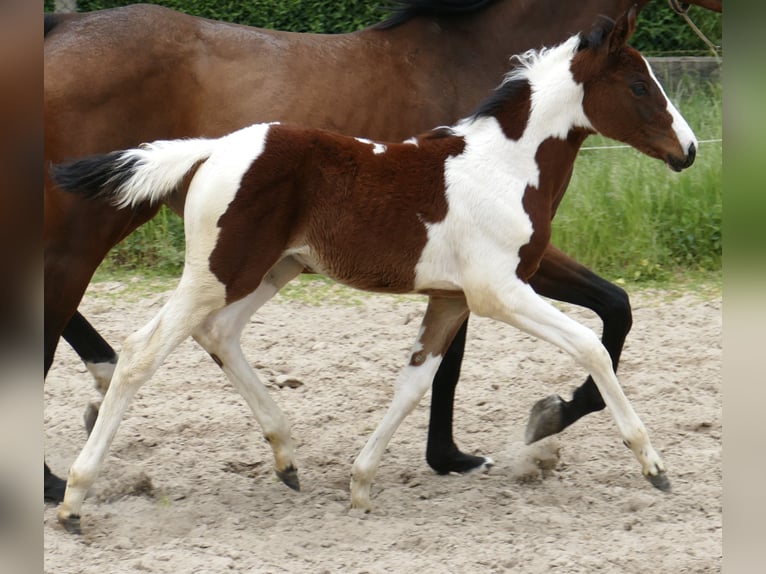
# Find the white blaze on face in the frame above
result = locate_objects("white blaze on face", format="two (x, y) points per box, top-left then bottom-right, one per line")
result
(643, 56), (698, 152)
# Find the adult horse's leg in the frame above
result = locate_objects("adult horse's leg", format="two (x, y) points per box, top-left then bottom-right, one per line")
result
(425, 244), (630, 472)
(44, 464), (66, 504)
(43, 253), (104, 504)
(524, 245), (632, 443)
(61, 311), (119, 434)
(44, 189), (159, 504)
(426, 319), (493, 474)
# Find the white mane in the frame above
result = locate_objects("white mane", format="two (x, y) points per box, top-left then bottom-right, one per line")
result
(502, 34), (582, 88)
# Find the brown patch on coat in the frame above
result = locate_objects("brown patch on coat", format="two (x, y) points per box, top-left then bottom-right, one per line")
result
(492, 80), (532, 141)
(408, 296), (469, 367)
(516, 131), (588, 281)
(209, 125), (465, 303)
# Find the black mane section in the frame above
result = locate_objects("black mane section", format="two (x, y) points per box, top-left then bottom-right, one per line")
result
(577, 15), (616, 51)
(471, 77), (530, 120)
(375, 0), (500, 30)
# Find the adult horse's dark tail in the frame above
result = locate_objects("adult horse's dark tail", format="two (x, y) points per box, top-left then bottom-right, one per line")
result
(50, 138), (217, 207)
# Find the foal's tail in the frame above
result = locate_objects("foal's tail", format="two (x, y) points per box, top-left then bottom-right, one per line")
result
(50, 138), (217, 209)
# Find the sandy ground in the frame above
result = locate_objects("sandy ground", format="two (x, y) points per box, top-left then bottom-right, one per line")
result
(44, 278), (721, 573)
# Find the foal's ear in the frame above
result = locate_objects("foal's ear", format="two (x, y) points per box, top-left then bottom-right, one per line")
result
(609, 4), (638, 54)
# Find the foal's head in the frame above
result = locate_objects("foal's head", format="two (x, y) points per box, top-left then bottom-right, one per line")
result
(572, 6), (697, 171)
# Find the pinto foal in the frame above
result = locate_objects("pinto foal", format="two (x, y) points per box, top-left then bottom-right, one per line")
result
(52, 8), (696, 532)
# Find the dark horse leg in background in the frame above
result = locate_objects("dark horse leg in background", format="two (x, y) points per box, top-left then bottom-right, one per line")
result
(61, 311), (118, 433)
(426, 245), (631, 473)
(43, 189), (160, 504)
(44, 311), (118, 503)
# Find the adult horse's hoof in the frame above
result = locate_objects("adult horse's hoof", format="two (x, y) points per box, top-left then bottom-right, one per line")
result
(58, 513), (82, 535)
(427, 448), (493, 475)
(44, 468), (67, 504)
(276, 466), (300, 491)
(525, 395), (565, 444)
(646, 471), (672, 492)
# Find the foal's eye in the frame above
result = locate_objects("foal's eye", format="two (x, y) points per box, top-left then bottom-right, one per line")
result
(631, 82), (648, 96)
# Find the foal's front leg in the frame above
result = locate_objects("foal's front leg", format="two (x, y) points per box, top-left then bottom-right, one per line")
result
(425, 243), (629, 472)
(351, 296), (470, 511)
(525, 244), (632, 443)
(468, 281), (669, 491)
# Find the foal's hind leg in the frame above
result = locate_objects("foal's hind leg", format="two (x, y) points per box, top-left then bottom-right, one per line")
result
(192, 258), (304, 491)
(470, 282), (669, 492)
(351, 296), (470, 511)
(57, 279), (224, 533)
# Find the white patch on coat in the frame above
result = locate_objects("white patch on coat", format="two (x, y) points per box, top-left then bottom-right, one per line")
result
(412, 37), (585, 304)
(182, 124), (275, 283)
(354, 137), (387, 154)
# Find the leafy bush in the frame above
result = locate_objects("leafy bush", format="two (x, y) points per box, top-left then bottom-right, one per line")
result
(44, 0), (721, 55)
(45, 0), (388, 33)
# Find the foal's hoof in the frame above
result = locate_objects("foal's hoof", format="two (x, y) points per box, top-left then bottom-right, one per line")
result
(276, 466), (301, 491)
(646, 471), (672, 493)
(525, 395), (565, 444)
(58, 513), (82, 535)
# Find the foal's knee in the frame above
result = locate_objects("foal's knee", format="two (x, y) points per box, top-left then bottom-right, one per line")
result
(574, 331), (613, 374)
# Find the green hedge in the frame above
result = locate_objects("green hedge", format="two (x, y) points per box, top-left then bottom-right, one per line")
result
(45, 0), (388, 34)
(44, 1), (721, 55)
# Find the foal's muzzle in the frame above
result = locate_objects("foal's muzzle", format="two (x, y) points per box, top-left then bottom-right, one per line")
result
(668, 142), (696, 172)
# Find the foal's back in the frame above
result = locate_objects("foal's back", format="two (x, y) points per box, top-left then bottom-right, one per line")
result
(200, 124), (468, 298)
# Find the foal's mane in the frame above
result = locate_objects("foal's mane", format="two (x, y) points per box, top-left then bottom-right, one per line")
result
(471, 15), (616, 121)
(375, 0), (501, 30)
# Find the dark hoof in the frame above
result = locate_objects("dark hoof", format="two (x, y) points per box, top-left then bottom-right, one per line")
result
(59, 514), (82, 535)
(276, 466), (300, 491)
(428, 449), (493, 475)
(525, 395), (565, 444)
(84, 402), (100, 436)
(647, 471), (672, 492)
(44, 471), (67, 505)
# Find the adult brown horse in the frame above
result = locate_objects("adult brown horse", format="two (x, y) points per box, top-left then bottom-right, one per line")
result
(52, 7), (696, 530)
(43, 0), (721, 502)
